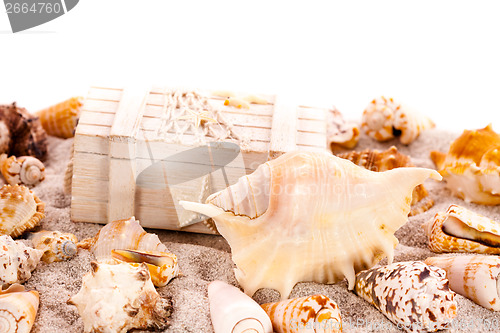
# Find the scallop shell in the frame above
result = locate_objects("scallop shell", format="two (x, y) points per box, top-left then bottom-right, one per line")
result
(0, 235), (43, 285)
(361, 97), (434, 144)
(261, 295), (342, 333)
(68, 262), (172, 333)
(181, 151), (441, 298)
(208, 280), (273, 333)
(354, 261), (457, 333)
(36, 96), (83, 139)
(0, 154), (45, 186)
(0, 184), (45, 238)
(111, 249), (179, 287)
(430, 124), (500, 205)
(422, 204), (500, 254)
(337, 146), (434, 216)
(0, 284), (39, 333)
(77, 216), (169, 262)
(30, 230), (78, 263)
(327, 108), (360, 151)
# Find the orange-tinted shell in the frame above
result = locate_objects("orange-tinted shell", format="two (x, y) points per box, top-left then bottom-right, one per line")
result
(0, 284), (40, 333)
(0, 154), (45, 186)
(36, 97), (83, 139)
(327, 108), (360, 151)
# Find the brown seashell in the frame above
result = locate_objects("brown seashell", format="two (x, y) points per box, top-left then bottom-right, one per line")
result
(0, 284), (40, 333)
(30, 230), (78, 263)
(36, 97), (83, 139)
(327, 108), (360, 151)
(0, 154), (45, 186)
(0, 235), (44, 285)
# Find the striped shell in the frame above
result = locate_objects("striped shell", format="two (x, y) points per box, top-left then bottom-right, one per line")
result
(422, 204), (500, 254)
(425, 255), (500, 311)
(354, 261), (457, 333)
(327, 108), (360, 151)
(0, 184), (45, 238)
(0, 235), (43, 285)
(36, 96), (83, 139)
(261, 295), (342, 333)
(30, 230), (78, 263)
(0, 154), (45, 186)
(0, 284), (39, 333)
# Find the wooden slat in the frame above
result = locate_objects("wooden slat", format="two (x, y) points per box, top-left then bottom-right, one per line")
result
(87, 87), (123, 101)
(298, 107), (327, 121)
(72, 177), (109, 202)
(81, 99), (119, 114)
(79, 111), (115, 127)
(71, 199), (107, 223)
(73, 152), (109, 180)
(136, 205), (215, 234)
(269, 96), (298, 159)
(73, 134), (109, 155)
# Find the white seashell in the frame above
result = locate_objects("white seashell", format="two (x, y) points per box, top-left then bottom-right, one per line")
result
(208, 280), (273, 333)
(0, 235), (43, 285)
(354, 261), (457, 333)
(327, 108), (360, 151)
(0, 284), (39, 333)
(30, 230), (78, 263)
(181, 151), (441, 298)
(0, 154), (45, 186)
(261, 294), (342, 333)
(68, 262), (172, 333)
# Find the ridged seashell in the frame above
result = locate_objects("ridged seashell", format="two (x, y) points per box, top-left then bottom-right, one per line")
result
(30, 230), (78, 263)
(111, 249), (179, 287)
(337, 146), (434, 216)
(208, 280), (273, 333)
(422, 204), (500, 254)
(327, 108), (360, 151)
(361, 97), (435, 144)
(261, 295), (342, 333)
(181, 151), (441, 298)
(0, 103), (47, 161)
(77, 216), (169, 262)
(68, 262), (172, 333)
(63, 145), (74, 195)
(430, 124), (500, 205)
(0, 184), (45, 238)
(0, 154), (45, 186)
(36, 96), (83, 139)
(354, 261), (457, 333)
(0, 235), (43, 285)
(0, 284), (39, 333)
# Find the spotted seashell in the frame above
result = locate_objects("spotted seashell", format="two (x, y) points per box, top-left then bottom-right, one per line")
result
(0, 235), (43, 285)
(30, 230), (78, 263)
(261, 295), (342, 333)
(327, 108), (360, 152)
(0, 154), (45, 187)
(36, 96), (83, 139)
(354, 261), (457, 333)
(0, 284), (39, 333)
(0, 184), (45, 238)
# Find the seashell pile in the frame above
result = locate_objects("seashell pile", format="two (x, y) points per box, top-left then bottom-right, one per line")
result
(36, 96), (83, 139)
(431, 124), (500, 205)
(0, 154), (45, 186)
(327, 108), (360, 151)
(30, 230), (78, 263)
(0, 284), (39, 333)
(354, 261), (457, 333)
(182, 151), (441, 298)
(0, 235), (44, 285)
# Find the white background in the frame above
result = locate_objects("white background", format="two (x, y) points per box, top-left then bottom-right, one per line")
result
(1, 0), (499, 131)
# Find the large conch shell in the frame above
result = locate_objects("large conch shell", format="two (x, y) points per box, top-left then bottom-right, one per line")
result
(261, 294), (342, 333)
(182, 151), (441, 298)
(422, 204), (500, 254)
(327, 108), (360, 151)
(0, 154), (45, 186)
(36, 96), (83, 139)
(361, 96), (435, 144)
(425, 255), (500, 311)
(0, 184), (45, 238)
(0, 235), (43, 285)
(0, 284), (39, 333)
(430, 124), (500, 205)
(354, 261), (457, 333)
(337, 146), (434, 216)
(30, 230), (78, 263)
(208, 280), (273, 333)
(68, 262), (172, 333)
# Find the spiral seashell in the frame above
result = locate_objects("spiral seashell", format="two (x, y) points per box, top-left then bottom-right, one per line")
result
(111, 249), (179, 287)
(63, 145), (74, 195)
(208, 280), (273, 333)
(354, 261), (457, 333)
(181, 151), (441, 299)
(327, 108), (360, 151)
(30, 230), (78, 263)
(0, 284), (39, 333)
(36, 96), (83, 139)
(0, 184), (45, 238)
(261, 295), (342, 333)
(0, 154), (45, 186)
(0, 235), (44, 285)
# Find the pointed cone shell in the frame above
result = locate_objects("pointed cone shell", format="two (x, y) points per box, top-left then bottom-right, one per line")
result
(30, 230), (78, 263)
(327, 108), (360, 151)
(182, 151), (441, 299)
(36, 97), (83, 139)
(0, 284), (39, 333)
(0, 235), (44, 285)
(422, 204), (500, 254)
(208, 280), (273, 333)
(261, 294), (342, 333)
(355, 261), (457, 333)
(0, 155), (45, 187)
(425, 255), (500, 311)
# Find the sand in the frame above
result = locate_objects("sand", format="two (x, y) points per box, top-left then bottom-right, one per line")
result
(13, 127), (500, 333)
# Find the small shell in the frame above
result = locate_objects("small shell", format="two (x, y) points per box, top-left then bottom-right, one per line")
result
(354, 261), (457, 333)
(77, 216), (169, 262)
(425, 255), (500, 311)
(63, 146), (74, 195)
(0, 184), (45, 238)
(0, 284), (39, 333)
(0, 235), (44, 285)
(36, 97), (83, 139)
(68, 262), (172, 333)
(208, 280), (273, 333)
(30, 230), (78, 263)
(422, 204), (500, 254)
(261, 295), (342, 333)
(111, 249), (179, 287)
(0, 154), (45, 186)
(223, 97), (250, 109)
(327, 108), (360, 151)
